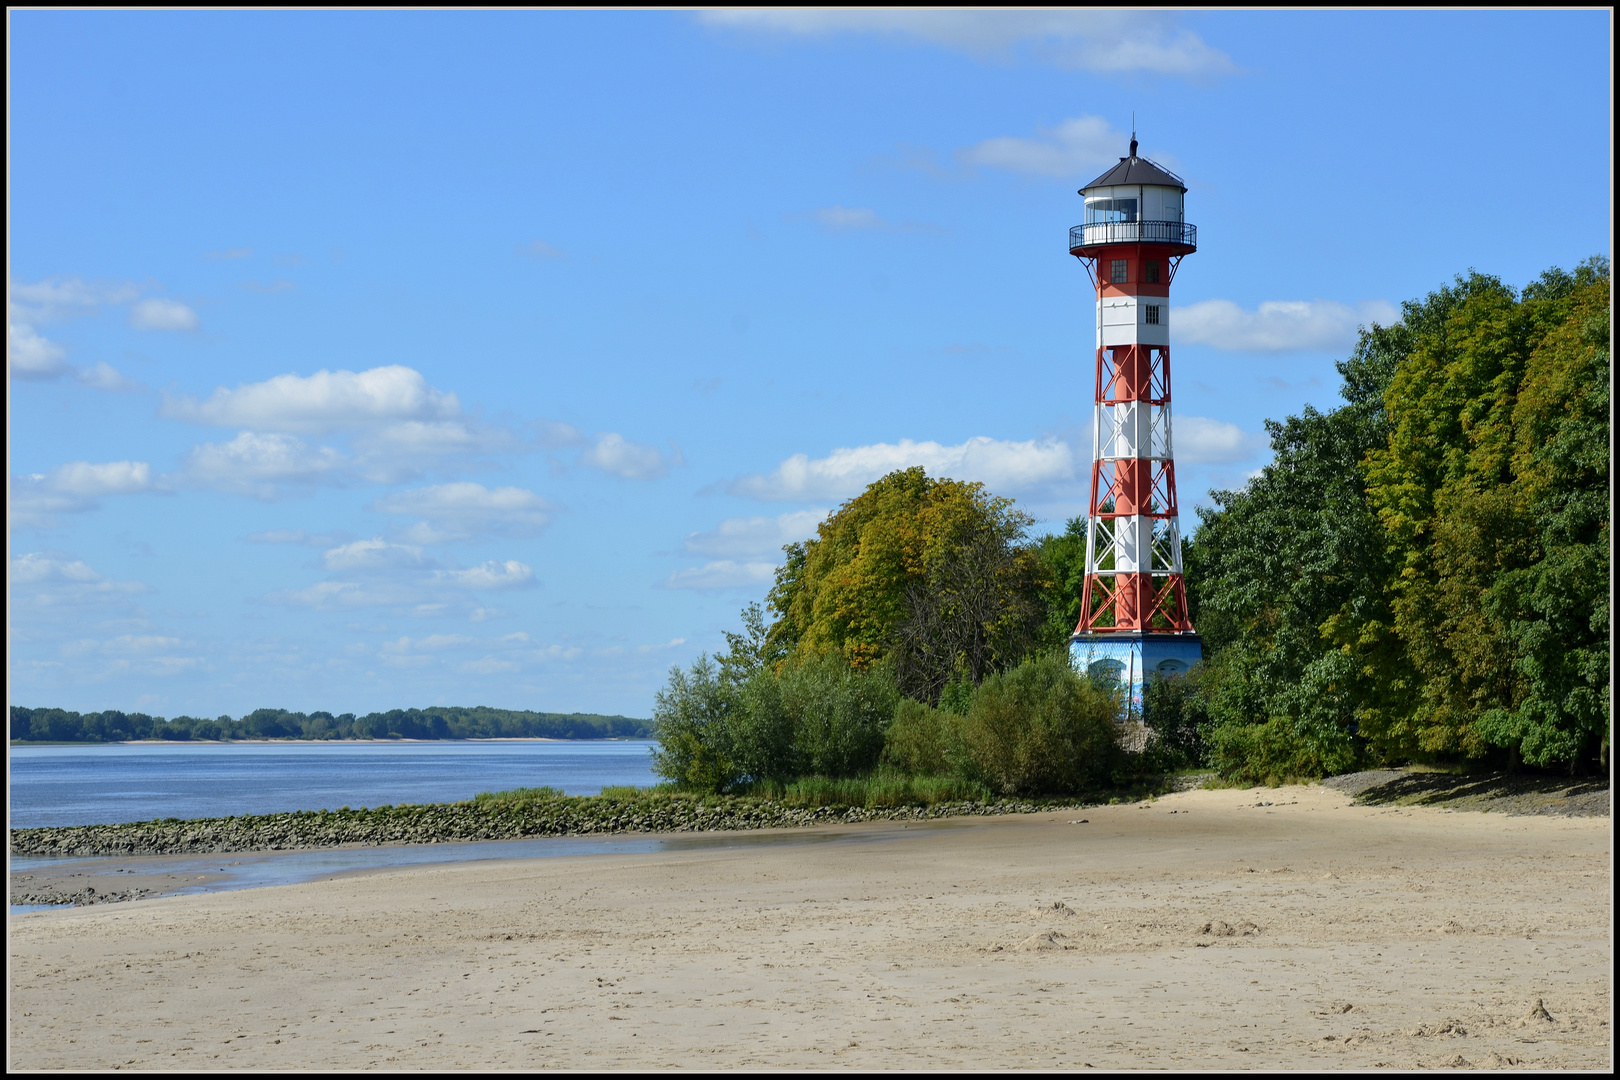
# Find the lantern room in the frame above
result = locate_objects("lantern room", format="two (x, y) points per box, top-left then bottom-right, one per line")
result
(1069, 137), (1196, 256)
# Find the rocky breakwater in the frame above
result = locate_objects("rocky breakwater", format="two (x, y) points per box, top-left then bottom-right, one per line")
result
(10, 794), (1077, 859)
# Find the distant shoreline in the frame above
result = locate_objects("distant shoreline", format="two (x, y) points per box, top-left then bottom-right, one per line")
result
(9, 736), (656, 747)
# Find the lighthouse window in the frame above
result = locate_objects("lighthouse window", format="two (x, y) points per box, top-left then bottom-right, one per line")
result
(1110, 260), (1128, 283)
(1145, 260), (1160, 283)
(1086, 197), (1138, 224)
(1145, 305), (1161, 325)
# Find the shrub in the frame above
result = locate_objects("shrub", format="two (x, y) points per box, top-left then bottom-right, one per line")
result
(778, 653), (900, 778)
(956, 651), (1119, 795)
(882, 698), (954, 775)
(650, 656), (742, 792)
(1140, 668), (1209, 770)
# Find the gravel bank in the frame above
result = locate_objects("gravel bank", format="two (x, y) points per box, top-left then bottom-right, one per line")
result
(9, 795), (1093, 859)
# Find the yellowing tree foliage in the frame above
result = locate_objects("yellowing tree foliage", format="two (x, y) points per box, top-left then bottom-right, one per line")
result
(766, 467), (1048, 703)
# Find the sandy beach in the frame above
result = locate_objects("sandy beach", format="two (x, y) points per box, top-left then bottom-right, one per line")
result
(8, 782), (1611, 1070)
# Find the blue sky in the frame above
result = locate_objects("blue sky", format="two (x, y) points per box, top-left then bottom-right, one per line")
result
(9, 10), (1611, 718)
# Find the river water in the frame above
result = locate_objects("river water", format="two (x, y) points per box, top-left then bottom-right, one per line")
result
(8, 739), (661, 829)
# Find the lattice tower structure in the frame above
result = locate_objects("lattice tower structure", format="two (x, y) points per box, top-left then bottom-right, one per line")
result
(1068, 139), (1197, 638)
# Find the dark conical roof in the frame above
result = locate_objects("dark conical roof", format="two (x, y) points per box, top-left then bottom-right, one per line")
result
(1080, 147), (1186, 194)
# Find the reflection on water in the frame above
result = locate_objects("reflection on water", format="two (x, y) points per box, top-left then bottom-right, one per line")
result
(9, 825), (908, 913)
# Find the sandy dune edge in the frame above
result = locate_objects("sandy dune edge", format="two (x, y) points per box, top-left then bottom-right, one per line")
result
(9, 783), (1610, 1069)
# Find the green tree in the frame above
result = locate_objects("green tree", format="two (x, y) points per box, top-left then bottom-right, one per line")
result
(766, 467), (1047, 703)
(1363, 259), (1609, 767)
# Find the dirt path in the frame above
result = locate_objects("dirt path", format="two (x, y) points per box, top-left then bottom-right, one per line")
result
(8, 783), (1610, 1069)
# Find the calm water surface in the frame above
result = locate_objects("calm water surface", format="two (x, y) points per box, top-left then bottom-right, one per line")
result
(8, 740), (660, 829)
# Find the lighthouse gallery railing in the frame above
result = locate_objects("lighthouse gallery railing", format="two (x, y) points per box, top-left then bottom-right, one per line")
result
(1069, 220), (1197, 251)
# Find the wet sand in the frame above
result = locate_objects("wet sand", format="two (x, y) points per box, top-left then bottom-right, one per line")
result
(8, 783), (1611, 1069)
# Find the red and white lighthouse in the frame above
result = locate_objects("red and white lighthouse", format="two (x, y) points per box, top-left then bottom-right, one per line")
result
(1067, 135), (1202, 699)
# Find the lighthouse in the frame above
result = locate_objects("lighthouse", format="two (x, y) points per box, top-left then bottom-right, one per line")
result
(1067, 134), (1203, 714)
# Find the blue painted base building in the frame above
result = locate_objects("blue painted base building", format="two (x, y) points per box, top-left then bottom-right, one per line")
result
(1070, 633), (1203, 717)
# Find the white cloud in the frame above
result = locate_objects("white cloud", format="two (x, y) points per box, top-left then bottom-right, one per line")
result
(660, 560), (779, 590)
(8, 277), (144, 382)
(7, 319), (69, 378)
(321, 538), (430, 572)
(45, 460), (154, 497)
(1173, 416), (1267, 465)
(578, 432), (677, 481)
(358, 419), (519, 458)
(10, 553), (104, 585)
(9, 277), (140, 319)
(9, 552), (150, 605)
(162, 365), (461, 434)
(129, 298), (199, 331)
(76, 361), (144, 392)
(729, 436), (1076, 501)
(433, 560), (536, 590)
(182, 432), (346, 498)
(683, 509), (830, 558)
(370, 482), (553, 542)
(101, 634), (184, 655)
(1175, 299), (1400, 353)
(270, 580), (420, 610)
(382, 633), (476, 654)
(9, 461), (156, 528)
(460, 657), (522, 674)
(699, 11), (1236, 76)
(532, 419), (589, 449)
(958, 115), (1157, 179)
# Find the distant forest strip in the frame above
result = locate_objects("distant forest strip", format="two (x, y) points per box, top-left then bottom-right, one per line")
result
(9, 705), (653, 743)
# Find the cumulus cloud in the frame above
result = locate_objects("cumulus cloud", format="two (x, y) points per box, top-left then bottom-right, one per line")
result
(182, 432), (346, 498)
(162, 365), (461, 434)
(531, 419), (589, 449)
(958, 115), (1163, 179)
(8, 277), (149, 382)
(162, 365), (529, 484)
(699, 11), (1236, 76)
(370, 482), (553, 542)
(1173, 416), (1268, 465)
(729, 436), (1076, 501)
(129, 298), (199, 331)
(682, 509), (829, 558)
(7, 319), (69, 378)
(1175, 299), (1400, 353)
(10, 461), (157, 528)
(45, 461), (154, 497)
(76, 361), (144, 392)
(9, 552), (150, 605)
(382, 633), (477, 654)
(660, 560), (780, 591)
(321, 538), (431, 572)
(578, 432), (678, 481)
(433, 560), (536, 590)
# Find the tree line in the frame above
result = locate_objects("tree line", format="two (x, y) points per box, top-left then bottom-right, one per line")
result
(653, 257), (1609, 793)
(9, 705), (653, 743)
